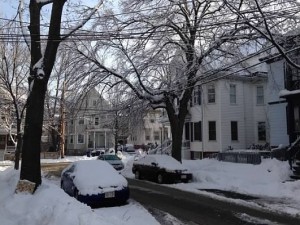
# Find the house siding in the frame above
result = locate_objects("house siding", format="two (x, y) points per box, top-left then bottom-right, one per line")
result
(188, 76), (268, 156)
(266, 59), (289, 146)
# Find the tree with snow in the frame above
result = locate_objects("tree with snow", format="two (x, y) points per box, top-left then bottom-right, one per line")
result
(74, 0), (257, 161)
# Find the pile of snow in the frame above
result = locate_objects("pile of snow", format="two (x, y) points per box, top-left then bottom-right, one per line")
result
(0, 166), (160, 225)
(181, 158), (295, 198)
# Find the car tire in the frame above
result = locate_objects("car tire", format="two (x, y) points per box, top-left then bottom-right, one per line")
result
(157, 173), (164, 184)
(74, 188), (79, 200)
(135, 170), (141, 179)
(60, 181), (64, 189)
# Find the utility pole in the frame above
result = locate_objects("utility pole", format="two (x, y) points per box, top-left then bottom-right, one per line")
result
(59, 81), (66, 158)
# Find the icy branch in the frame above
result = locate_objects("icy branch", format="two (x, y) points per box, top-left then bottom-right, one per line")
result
(61, 1), (103, 41)
(18, 0), (30, 50)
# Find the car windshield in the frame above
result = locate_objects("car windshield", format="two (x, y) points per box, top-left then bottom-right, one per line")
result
(103, 154), (121, 160)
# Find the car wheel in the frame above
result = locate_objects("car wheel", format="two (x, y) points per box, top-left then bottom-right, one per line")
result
(74, 188), (79, 200)
(157, 173), (164, 184)
(135, 170), (141, 179)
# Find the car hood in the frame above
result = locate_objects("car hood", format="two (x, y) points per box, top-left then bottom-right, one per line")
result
(71, 161), (128, 195)
(107, 160), (123, 165)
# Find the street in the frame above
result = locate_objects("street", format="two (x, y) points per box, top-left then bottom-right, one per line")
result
(128, 178), (300, 225)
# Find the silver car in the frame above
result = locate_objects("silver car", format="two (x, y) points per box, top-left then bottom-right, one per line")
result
(97, 154), (124, 171)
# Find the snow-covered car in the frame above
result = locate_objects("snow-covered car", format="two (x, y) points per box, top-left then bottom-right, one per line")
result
(61, 160), (129, 206)
(123, 144), (137, 155)
(132, 154), (192, 184)
(97, 154), (124, 171)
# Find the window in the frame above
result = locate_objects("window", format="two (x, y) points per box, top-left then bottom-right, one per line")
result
(258, 122), (266, 141)
(69, 135), (74, 144)
(192, 86), (201, 106)
(231, 121), (238, 141)
(78, 118), (84, 125)
(295, 106), (300, 132)
(95, 117), (99, 125)
(145, 129), (151, 141)
(154, 131), (160, 140)
(185, 122), (190, 140)
(70, 120), (73, 125)
(256, 86), (264, 105)
(92, 99), (97, 106)
(230, 84), (236, 104)
(207, 84), (215, 103)
(194, 122), (202, 141)
(77, 134), (84, 144)
(208, 121), (216, 141)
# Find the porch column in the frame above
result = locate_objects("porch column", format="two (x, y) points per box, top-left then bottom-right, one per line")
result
(93, 131), (95, 149)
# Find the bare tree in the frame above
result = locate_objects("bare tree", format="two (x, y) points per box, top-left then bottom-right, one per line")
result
(224, 0), (300, 68)
(74, 0), (255, 161)
(17, 0), (102, 189)
(0, 19), (28, 170)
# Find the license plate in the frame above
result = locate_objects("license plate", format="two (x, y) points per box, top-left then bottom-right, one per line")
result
(181, 175), (187, 179)
(105, 191), (115, 198)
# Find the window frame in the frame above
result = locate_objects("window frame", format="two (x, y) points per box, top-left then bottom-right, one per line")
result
(94, 117), (99, 125)
(78, 118), (84, 125)
(208, 121), (216, 141)
(256, 86), (264, 105)
(77, 134), (85, 144)
(231, 121), (238, 141)
(230, 84), (237, 104)
(207, 84), (216, 103)
(194, 121), (202, 141)
(258, 122), (266, 141)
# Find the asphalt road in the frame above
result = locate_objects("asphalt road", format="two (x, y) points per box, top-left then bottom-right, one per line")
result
(128, 178), (300, 225)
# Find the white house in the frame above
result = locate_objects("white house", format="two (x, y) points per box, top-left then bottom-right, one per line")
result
(185, 73), (269, 159)
(128, 109), (170, 148)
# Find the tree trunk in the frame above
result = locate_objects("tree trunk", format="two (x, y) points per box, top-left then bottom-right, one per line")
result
(170, 119), (184, 162)
(20, 79), (47, 187)
(165, 101), (187, 162)
(14, 119), (22, 170)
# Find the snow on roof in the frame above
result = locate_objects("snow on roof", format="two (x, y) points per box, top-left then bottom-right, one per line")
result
(279, 89), (300, 97)
(69, 160), (128, 195)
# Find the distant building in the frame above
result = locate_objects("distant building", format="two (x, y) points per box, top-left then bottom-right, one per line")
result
(128, 109), (170, 148)
(65, 88), (115, 155)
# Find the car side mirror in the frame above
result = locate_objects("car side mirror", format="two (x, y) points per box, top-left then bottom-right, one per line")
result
(151, 162), (158, 167)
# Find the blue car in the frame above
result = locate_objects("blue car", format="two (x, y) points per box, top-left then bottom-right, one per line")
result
(61, 160), (129, 207)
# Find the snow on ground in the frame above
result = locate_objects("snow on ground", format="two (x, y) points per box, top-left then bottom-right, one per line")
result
(0, 163), (159, 225)
(122, 156), (300, 217)
(1, 154), (300, 225)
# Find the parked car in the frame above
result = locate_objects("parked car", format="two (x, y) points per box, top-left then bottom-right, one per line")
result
(132, 154), (192, 184)
(97, 154), (124, 171)
(123, 144), (136, 155)
(90, 148), (106, 157)
(61, 160), (129, 207)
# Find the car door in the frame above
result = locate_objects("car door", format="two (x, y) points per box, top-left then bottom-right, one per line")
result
(143, 156), (158, 180)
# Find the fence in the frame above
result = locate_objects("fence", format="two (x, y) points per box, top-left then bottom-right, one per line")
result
(217, 151), (262, 165)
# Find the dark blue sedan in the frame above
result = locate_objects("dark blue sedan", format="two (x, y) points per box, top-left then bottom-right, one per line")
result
(61, 160), (129, 207)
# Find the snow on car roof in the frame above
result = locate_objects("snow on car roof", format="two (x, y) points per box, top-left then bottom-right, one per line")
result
(70, 160), (127, 195)
(137, 154), (187, 171)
